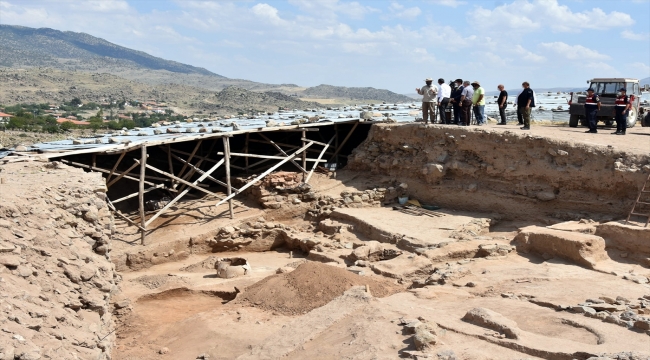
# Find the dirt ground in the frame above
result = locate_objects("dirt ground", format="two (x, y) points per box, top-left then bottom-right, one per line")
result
(2, 123), (650, 360)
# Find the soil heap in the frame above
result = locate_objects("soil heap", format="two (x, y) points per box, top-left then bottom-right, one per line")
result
(239, 262), (402, 315)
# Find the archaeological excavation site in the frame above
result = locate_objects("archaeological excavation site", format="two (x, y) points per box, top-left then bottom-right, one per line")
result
(1, 121), (650, 360)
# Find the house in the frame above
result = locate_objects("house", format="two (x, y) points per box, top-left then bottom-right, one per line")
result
(0, 112), (13, 128)
(56, 118), (90, 126)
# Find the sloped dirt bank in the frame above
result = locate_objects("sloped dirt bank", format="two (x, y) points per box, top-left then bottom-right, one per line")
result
(346, 123), (650, 221)
(0, 161), (119, 360)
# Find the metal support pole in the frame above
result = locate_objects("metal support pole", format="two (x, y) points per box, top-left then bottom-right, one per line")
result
(223, 137), (234, 219)
(139, 145), (147, 245)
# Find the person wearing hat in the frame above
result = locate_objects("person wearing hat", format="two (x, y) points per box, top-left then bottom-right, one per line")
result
(583, 88), (601, 133)
(614, 88), (631, 135)
(471, 81), (486, 125)
(450, 79), (464, 124)
(416, 78), (438, 124)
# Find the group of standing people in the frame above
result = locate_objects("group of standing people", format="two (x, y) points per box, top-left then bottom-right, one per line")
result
(416, 78), (536, 130)
(583, 87), (632, 135)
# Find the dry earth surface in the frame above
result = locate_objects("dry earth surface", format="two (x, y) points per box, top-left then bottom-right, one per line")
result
(1, 123), (650, 360)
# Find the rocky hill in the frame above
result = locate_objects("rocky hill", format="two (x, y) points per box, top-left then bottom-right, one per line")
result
(0, 68), (321, 115)
(0, 25), (217, 76)
(0, 24), (414, 107)
(302, 84), (413, 103)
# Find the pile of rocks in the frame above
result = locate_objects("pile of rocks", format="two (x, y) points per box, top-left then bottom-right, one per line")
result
(398, 317), (443, 351)
(205, 218), (321, 253)
(306, 188), (386, 219)
(564, 295), (650, 335)
(235, 171), (317, 210)
(0, 161), (119, 360)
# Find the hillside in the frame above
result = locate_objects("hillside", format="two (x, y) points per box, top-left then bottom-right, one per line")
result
(0, 68), (319, 115)
(0, 25), (218, 76)
(0, 24), (419, 106)
(302, 84), (413, 103)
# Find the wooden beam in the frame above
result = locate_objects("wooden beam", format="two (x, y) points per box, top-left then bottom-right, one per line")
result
(60, 159), (161, 188)
(223, 137), (234, 219)
(306, 135), (334, 183)
(165, 150), (239, 192)
(335, 123), (339, 165)
(214, 141), (314, 208)
(112, 183), (167, 204)
(145, 158), (226, 227)
(259, 133), (306, 173)
(169, 148), (246, 171)
(301, 138), (328, 147)
(106, 151), (126, 183)
(175, 140), (203, 188)
(244, 133), (249, 174)
(139, 145), (147, 245)
(177, 140), (217, 193)
(301, 130), (307, 181)
(329, 121), (358, 162)
(247, 138), (342, 157)
(106, 199), (145, 232)
(135, 158), (225, 200)
(215, 151), (327, 162)
(167, 144), (174, 188)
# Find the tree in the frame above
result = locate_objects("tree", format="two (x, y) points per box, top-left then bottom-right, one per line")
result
(70, 98), (82, 106)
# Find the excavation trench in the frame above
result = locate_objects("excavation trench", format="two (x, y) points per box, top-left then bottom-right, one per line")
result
(5, 124), (648, 360)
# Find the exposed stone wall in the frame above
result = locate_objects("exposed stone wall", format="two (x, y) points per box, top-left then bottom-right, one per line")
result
(0, 161), (118, 360)
(346, 124), (650, 220)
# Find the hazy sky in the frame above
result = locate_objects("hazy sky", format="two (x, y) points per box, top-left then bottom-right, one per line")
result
(1, 0), (649, 93)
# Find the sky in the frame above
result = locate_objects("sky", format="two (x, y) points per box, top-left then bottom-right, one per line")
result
(1, 0), (649, 94)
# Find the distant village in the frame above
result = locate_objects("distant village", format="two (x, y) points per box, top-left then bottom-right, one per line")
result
(0, 98), (191, 133)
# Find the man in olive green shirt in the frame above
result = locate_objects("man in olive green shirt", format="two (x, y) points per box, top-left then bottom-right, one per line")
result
(471, 81), (486, 125)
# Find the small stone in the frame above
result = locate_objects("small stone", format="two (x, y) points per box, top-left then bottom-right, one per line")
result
(159, 347), (170, 354)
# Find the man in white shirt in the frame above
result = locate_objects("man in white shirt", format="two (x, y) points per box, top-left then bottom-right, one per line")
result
(437, 78), (452, 124)
(416, 78), (438, 124)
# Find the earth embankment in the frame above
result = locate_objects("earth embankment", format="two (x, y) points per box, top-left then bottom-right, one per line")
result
(0, 161), (119, 360)
(346, 123), (650, 221)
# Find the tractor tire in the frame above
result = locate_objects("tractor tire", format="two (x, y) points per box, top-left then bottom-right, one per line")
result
(626, 108), (637, 128)
(580, 118), (588, 127)
(643, 112), (650, 127)
(604, 120), (614, 128)
(569, 114), (579, 127)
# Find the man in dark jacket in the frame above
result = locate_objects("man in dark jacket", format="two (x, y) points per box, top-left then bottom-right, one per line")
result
(450, 79), (463, 124)
(517, 82), (534, 130)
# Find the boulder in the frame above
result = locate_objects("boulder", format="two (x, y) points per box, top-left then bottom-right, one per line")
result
(514, 226), (609, 269)
(369, 254), (433, 279)
(462, 307), (521, 339)
(595, 222), (650, 255)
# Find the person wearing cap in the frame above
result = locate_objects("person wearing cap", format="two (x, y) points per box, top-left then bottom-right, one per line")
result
(459, 81), (474, 126)
(450, 79), (464, 124)
(416, 78), (438, 124)
(614, 88), (631, 135)
(517, 81), (534, 130)
(471, 81), (486, 125)
(437, 78), (451, 124)
(583, 88), (601, 133)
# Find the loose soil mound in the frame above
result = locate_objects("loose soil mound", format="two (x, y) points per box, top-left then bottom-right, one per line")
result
(239, 261), (403, 315)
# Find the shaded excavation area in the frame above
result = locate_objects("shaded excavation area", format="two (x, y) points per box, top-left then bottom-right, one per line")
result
(2, 124), (650, 360)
